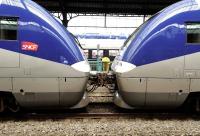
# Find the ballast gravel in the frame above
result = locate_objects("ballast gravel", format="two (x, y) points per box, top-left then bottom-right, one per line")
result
(0, 116), (200, 136)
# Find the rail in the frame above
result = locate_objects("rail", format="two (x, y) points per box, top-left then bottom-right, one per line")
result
(0, 103), (197, 119)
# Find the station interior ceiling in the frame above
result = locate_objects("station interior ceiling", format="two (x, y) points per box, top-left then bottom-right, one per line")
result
(33, 0), (180, 15)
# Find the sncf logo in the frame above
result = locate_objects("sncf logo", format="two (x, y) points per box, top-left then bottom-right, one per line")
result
(21, 42), (38, 51)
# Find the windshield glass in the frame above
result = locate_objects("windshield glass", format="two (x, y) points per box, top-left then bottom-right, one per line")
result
(69, 32), (83, 49)
(122, 14), (158, 49)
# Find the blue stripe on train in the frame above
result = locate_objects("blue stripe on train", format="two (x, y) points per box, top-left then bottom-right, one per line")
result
(122, 0), (200, 66)
(0, 0), (84, 65)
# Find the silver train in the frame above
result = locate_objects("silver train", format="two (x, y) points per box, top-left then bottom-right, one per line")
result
(112, 0), (200, 111)
(0, 0), (90, 112)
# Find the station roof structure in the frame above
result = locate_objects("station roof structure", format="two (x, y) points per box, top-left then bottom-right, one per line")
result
(33, 0), (181, 15)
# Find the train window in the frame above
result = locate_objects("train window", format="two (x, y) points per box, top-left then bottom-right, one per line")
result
(186, 23), (200, 44)
(0, 17), (18, 40)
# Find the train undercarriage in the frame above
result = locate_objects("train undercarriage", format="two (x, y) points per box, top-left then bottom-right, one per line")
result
(0, 92), (20, 113)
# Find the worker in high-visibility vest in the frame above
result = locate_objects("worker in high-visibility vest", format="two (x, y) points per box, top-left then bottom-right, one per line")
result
(102, 57), (110, 72)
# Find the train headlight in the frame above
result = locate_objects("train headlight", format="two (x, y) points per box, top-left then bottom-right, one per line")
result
(71, 61), (91, 73)
(114, 61), (136, 73)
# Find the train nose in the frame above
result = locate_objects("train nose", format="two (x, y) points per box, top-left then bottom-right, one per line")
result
(71, 60), (91, 73)
(112, 60), (136, 74)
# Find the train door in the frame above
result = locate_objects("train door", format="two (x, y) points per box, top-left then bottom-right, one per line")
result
(185, 22), (200, 97)
(0, 17), (19, 97)
(0, 17), (19, 68)
(146, 78), (189, 107)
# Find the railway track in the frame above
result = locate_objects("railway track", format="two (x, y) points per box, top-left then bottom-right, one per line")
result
(0, 103), (200, 120)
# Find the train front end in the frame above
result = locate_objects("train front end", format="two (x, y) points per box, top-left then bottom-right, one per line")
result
(112, 0), (200, 109)
(111, 12), (155, 109)
(0, 0), (91, 111)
